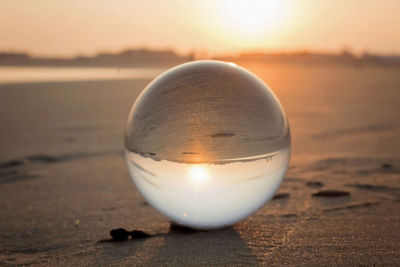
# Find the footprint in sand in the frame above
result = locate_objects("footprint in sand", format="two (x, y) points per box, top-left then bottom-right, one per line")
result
(312, 190), (351, 197)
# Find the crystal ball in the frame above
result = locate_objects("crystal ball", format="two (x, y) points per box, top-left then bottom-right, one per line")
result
(125, 60), (290, 229)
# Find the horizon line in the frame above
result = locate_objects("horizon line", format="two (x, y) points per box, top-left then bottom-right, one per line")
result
(1, 46), (400, 59)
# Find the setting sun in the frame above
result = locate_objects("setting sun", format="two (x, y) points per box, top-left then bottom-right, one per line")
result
(222, 0), (286, 36)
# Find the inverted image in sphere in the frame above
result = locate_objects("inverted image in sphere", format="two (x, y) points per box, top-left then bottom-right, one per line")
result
(125, 60), (290, 229)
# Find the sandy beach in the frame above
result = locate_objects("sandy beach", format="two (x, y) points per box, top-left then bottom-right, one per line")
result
(0, 62), (399, 265)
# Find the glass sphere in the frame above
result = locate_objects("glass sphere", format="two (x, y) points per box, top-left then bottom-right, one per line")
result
(125, 60), (290, 229)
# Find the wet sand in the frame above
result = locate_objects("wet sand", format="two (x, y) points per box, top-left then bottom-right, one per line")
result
(0, 63), (399, 265)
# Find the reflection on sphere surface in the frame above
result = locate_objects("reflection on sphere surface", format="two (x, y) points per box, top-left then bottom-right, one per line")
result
(125, 60), (290, 229)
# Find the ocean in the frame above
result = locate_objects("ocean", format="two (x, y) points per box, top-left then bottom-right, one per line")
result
(0, 66), (166, 84)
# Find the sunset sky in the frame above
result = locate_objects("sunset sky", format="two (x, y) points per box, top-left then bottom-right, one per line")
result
(1, 0), (399, 57)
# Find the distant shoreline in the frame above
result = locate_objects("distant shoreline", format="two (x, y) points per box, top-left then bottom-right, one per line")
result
(217, 51), (400, 68)
(0, 48), (192, 68)
(1, 48), (400, 68)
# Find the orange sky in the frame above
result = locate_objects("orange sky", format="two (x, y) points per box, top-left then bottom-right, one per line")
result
(1, 0), (399, 57)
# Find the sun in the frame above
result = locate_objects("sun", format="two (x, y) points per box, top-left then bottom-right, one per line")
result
(221, 0), (286, 36)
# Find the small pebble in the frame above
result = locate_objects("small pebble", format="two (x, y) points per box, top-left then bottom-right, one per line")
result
(131, 230), (151, 239)
(110, 228), (130, 241)
(170, 223), (198, 234)
(109, 228), (152, 241)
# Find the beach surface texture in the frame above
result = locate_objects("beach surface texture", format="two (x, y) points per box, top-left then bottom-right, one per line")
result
(0, 63), (399, 265)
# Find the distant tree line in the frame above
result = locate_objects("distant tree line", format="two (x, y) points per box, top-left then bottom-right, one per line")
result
(0, 48), (193, 67)
(1, 48), (399, 67)
(217, 50), (400, 67)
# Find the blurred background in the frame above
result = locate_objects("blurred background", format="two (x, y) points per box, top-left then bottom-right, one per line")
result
(1, 0), (400, 64)
(1, 0), (399, 160)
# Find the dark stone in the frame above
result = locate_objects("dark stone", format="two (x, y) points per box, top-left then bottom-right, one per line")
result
(170, 223), (199, 234)
(312, 190), (350, 197)
(110, 228), (130, 241)
(130, 230), (151, 239)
